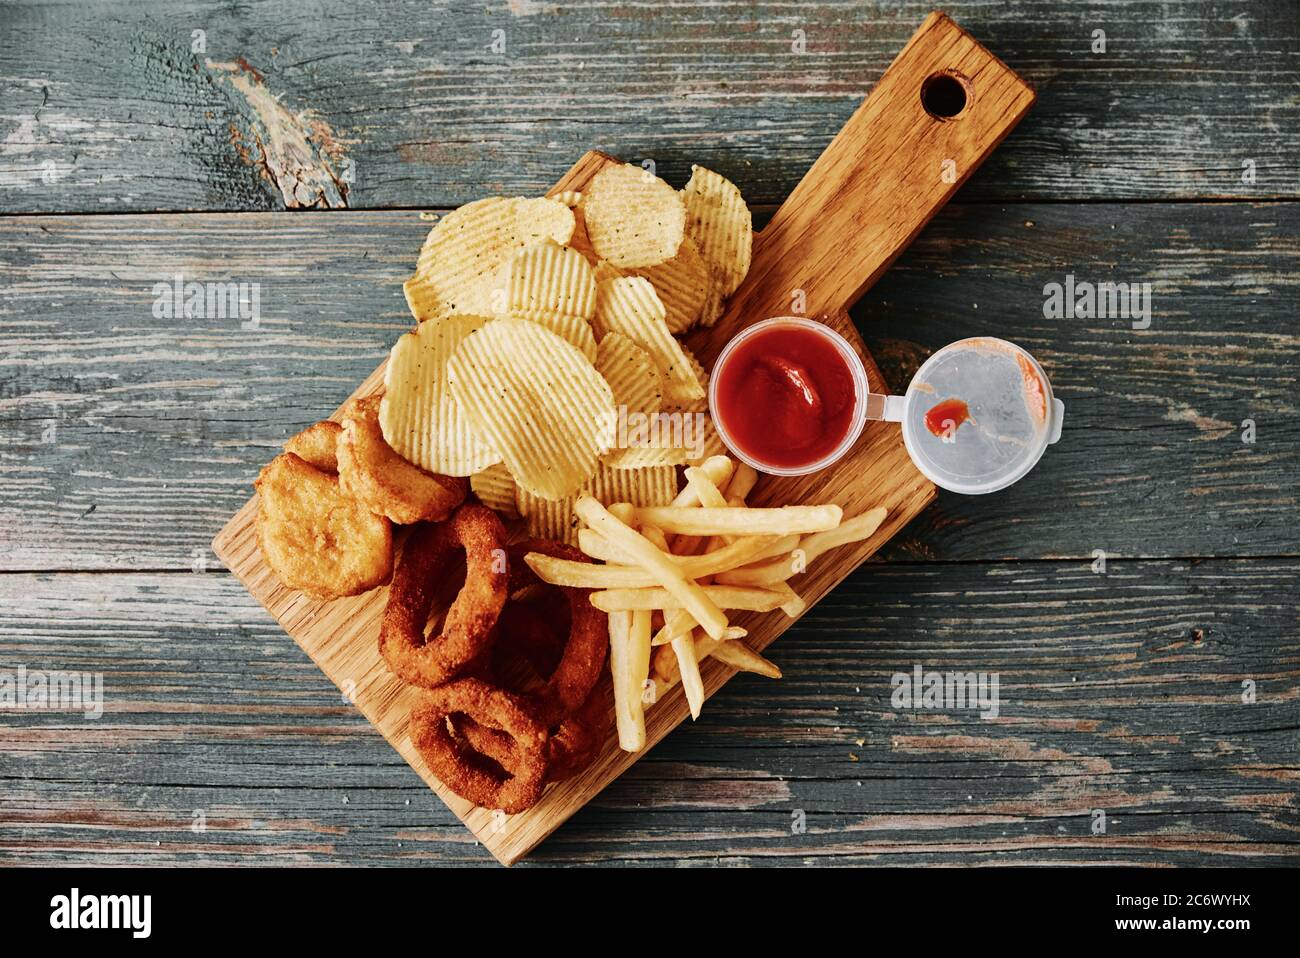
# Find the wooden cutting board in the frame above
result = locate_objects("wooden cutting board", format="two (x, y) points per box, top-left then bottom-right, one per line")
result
(212, 11), (1034, 865)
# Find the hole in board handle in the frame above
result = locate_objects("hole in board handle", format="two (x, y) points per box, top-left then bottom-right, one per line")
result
(921, 72), (969, 119)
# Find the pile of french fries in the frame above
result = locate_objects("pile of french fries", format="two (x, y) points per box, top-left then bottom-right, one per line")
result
(521, 455), (887, 752)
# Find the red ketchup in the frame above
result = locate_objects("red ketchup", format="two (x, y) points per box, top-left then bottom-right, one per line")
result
(924, 398), (970, 439)
(712, 323), (858, 470)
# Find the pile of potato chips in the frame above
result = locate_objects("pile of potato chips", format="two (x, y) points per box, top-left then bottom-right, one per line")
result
(385, 163), (754, 541)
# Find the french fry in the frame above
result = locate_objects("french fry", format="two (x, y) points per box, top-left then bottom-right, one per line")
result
(673, 627), (706, 719)
(639, 523), (670, 552)
(727, 462), (759, 501)
(527, 534), (791, 588)
(654, 633), (780, 684)
(670, 455), (732, 507)
(577, 528), (633, 564)
(650, 642), (679, 692)
(716, 506), (887, 586)
(634, 504), (842, 536)
(683, 465), (729, 508)
(590, 584), (788, 613)
(574, 497), (729, 640)
(674, 464), (732, 554)
(608, 501), (636, 524)
(653, 608), (694, 646)
(651, 612), (746, 646)
(609, 609), (652, 752)
(582, 527), (790, 566)
(770, 580), (806, 617)
(700, 636), (782, 679)
(796, 505), (888, 560)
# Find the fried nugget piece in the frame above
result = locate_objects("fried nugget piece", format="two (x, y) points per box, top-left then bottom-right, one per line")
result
(255, 453), (393, 599)
(284, 420), (342, 473)
(337, 395), (468, 525)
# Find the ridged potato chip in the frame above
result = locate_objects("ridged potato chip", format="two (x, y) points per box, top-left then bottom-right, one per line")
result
(595, 332), (664, 415)
(698, 279), (726, 328)
(514, 196), (579, 246)
(675, 345), (710, 412)
(470, 462), (519, 518)
(515, 488), (579, 543)
(589, 462), (677, 506)
(685, 412), (729, 465)
(606, 344), (714, 469)
(605, 443), (689, 470)
(403, 196), (575, 322)
(630, 236), (710, 333)
(381, 314), (499, 476)
(593, 260), (625, 285)
(499, 310), (598, 361)
(597, 332), (685, 469)
(682, 165), (752, 297)
(503, 240), (597, 321)
(669, 345), (725, 463)
(594, 276), (704, 405)
(581, 163), (686, 268)
(495, 239), (599, 358)
(606, 404), (714, 470)
(516, 463), (678, 544)
(447, 319), (615, 501)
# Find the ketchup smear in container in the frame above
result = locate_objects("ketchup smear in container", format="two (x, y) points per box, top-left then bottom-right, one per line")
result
(923, 398), (971, 438)
(711, 319), (865, 473)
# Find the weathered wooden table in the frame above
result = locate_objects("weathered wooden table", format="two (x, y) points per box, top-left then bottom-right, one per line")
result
(1, 1), (1296, 866)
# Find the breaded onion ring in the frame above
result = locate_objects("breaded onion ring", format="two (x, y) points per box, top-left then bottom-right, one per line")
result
(338, 395), (467, 524)
(456, 678), (609, 785)
(410, 678), (548, 814)
(379, 504), (508, 688)
(542, 681), (609, 782)
(491, 600), (567, 684)
(507, 539), (608, 725)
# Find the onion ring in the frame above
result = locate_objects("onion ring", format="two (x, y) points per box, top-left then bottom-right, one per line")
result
(410, 678), (548, 813)
(507, 538), (608, 724)
(456, 680), (609, 785)
(491, 600), (568, 684)
(544, 681), (610, 782)
(379, 504), (508, 688)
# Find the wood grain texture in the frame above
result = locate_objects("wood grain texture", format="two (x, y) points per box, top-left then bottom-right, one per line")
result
(697, 11), (1035, 345)
(1, 560), (1295, 866)
(211, 136), (940, 861)
(2, 1), (1298, 213)
(3, 202), (1295, 569)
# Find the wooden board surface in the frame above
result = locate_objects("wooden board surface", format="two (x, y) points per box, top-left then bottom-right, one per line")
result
(211, 147), (935, 863)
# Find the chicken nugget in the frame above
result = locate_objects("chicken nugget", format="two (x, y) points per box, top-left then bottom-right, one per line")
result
(337, 395), (468, 525)
(255, 452), (393, 599)
(284, 420), (342, 473)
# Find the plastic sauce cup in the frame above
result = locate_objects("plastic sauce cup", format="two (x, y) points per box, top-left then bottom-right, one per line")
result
(708, 317), (869, 477)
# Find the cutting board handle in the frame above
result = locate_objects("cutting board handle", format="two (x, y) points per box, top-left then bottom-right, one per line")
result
(699, 11), (1035, 358)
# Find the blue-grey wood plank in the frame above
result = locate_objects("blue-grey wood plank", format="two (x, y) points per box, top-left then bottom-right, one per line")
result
(1, 559), (1295, 865)
(1, 1), (1297, 213)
